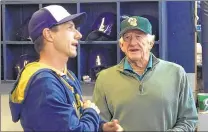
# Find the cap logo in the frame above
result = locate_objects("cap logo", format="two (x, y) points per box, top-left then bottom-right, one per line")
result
(128, 17), (137, 26)
(98, 17), (105, 32)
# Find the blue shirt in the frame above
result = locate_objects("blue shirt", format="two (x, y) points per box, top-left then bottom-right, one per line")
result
(124, 54), (153, 80)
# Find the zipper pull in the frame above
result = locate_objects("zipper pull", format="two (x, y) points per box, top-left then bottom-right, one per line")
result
(139, 84), (144, 94)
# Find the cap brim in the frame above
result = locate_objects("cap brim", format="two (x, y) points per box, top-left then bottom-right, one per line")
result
(119, 27), (147, 37)
(56, 12), (87, 27)
(86, 30), (102, 41)
(86, 30), (111, 41)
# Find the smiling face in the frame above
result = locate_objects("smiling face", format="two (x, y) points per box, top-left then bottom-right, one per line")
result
(49, 21), (82, 58)
(120, 29), (154, 62)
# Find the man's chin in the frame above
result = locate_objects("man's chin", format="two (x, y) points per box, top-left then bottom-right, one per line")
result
(68, 52), (77, 58)
(128, 55), (142, 61)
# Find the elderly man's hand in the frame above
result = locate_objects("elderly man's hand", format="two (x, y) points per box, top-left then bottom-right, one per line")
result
(102, 119), (124, 132)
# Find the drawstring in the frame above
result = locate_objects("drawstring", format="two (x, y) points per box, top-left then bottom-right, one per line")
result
(59, 72), (83, 118)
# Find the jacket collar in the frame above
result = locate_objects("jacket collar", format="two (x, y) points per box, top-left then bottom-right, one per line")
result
(116, 53), (160, 72)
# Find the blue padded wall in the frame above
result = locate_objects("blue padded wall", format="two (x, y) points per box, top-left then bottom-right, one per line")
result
(167, 1), (195, 73)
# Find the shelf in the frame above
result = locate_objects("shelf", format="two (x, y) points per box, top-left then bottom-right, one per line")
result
(155, 41), (159, 45)
(3, 41), (159, 45)
(5, 41), (33, 44)
(80, 81), (95, 85)
(1, 79), (96, 85)
(79, 41), (118, 44)
(3, 40), (158, 45)
(1, 79), (96, 86)
(1, 80), (16, 84)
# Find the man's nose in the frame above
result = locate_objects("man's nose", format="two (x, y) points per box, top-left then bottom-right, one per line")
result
(74, 30), (82, 40)
(129, 36), (138, 46)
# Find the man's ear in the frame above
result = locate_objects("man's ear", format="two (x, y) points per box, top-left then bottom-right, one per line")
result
(42, 28), (54, 42)
(149, 41), (154, 51)
(148, 35), (155, 51)
(119, 37), (125, 52)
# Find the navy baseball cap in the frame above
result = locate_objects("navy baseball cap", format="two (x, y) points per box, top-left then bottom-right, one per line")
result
(28, 5), (87, 42)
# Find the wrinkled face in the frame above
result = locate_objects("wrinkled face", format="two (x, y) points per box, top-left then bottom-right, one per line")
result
(120, 29), (154, 61)
(50, 21), (82, 58)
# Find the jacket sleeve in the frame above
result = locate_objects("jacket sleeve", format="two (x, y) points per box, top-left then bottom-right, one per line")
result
(28, 75), (100, 132)
(168, 67), (198, 131)
(92, 73), (113, 122)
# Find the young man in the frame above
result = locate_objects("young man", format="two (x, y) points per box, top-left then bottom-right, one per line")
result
(9, 5), (123, 131)
(93, 16), (198, 131)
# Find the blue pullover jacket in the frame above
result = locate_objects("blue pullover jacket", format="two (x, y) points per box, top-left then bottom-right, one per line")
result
(9, 62), (104, 131)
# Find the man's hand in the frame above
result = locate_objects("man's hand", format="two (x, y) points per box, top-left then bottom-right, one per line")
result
(102, 119), (124, 132)
(83, 100), (100, 114)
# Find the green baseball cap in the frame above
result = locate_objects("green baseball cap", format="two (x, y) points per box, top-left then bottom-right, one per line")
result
(119, 16), (152, 37)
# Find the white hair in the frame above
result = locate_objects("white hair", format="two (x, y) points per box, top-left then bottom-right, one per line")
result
(147, 34), (155, 44)
(119, 34), (155, 44)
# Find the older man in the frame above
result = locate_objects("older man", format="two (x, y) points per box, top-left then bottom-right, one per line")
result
(93, 16), (198, 131)
(9, 5), (123, 131)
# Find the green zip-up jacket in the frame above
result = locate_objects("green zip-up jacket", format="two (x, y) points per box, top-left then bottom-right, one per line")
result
(93, 55), (198, 131)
